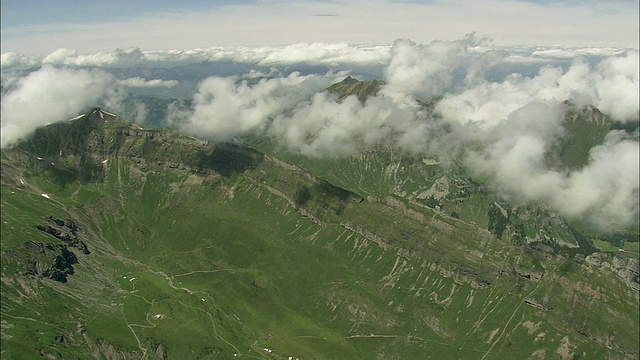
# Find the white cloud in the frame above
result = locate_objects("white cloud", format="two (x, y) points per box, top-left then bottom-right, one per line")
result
(530, 47), (628, 59)
(382, 35), (507, 103)
(0, 66), (123, 147)
(437, 49), (640, 125)
(269, 92), (420, 158)
(42, 48), (78, 65)
(1, 41), (634, 78)
(593, 50), (640, 121)
(119, 77), (179, 88)
(556, 134), (639, 229)
(459, 103), (639, 231)
(172, 38), (638, 230)
(0, 52), (41, 71)
(2, 44), (391, 71)
(463, 102), (567, 200)
(176, 72), (342, 141)
(252, 43), (390, 66)
(60, 47), (146, 67)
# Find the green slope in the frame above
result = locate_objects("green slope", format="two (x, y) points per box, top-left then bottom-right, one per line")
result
(1, 109), (638, 359)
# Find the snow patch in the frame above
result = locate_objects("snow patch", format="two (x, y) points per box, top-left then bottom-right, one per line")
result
(68, 114), (84, 121)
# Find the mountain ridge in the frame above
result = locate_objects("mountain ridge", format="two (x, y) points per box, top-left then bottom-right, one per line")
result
(326, 76), (385, 102)
(1, 100), (638, 358)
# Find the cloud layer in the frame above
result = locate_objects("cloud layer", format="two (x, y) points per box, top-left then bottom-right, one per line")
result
(177, 72), (342, 141)
(1, 38), (638, 231)
(170, 39), (639, 230)
(1, 44), (392, 71)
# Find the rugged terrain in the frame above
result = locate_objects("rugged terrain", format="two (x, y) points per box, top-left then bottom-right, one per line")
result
(1, 100), (638, 359)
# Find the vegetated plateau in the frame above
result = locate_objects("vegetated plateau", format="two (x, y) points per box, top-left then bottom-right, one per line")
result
(1, 77), (638, 359)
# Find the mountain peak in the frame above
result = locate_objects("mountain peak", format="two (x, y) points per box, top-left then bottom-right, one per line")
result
(326, 76), (385, 102)
(67, 107), (118, 124)
(86, 107), (117, 122)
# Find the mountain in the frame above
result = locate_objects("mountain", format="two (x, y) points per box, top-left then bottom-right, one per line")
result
(326, 76), (385, 102)
(247, 78), (637, 251)
(1, 101), (638, 359)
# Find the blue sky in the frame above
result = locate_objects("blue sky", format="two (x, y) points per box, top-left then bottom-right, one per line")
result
(0, 0), (240, 27)
(1, 0), (638, 55)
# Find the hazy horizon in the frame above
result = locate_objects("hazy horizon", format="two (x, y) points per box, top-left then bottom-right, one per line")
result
(2, 0), (638, 56)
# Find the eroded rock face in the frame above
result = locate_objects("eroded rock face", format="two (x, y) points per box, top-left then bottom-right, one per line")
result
(7, 217), (91, 283)
(584, 252), (640, 291)
(36, 217), (90, 255)
(12, 241), (78, 282)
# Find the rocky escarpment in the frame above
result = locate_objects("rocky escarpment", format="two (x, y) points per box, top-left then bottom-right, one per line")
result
(36, 217), (90, 255)
(14, 108), (268, 185)
(11, 241), (78, 283)
(7, 217), (90, 283)
(583, 252), (640, 291)
(326, 76), (385, 102)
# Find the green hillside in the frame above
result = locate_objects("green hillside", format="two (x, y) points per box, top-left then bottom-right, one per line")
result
(1, 108), (638, 359)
